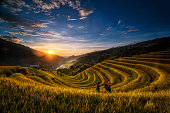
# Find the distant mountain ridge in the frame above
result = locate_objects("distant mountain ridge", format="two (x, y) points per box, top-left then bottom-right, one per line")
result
(1, 37), (170, 70)
(73, 37), (170, 66)
(0, 38), (65, 69)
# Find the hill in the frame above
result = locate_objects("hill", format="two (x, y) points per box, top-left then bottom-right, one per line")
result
(0, 38), (65, 69)
(0, 50), (170, 112)
(73, 37), (170, 66)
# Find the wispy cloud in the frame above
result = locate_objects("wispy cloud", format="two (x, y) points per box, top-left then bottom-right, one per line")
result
(33, 10), (40, 13)
(121, 29), (139, 35)
(32, 0), (58, 10)
(118, 19), (139, 35)
(106, 27), (112, 31)
(24, 36), (115, 56)
(2, 4), (22, 13)
(32, 0), (82, 12)
(2, 0), (82, 16)
(0, 12), (49, 29)
(78, 26), (84, 29)
(99, 34), (104, 36)
(68, 16), (88, 21)
(79, 16), (87, 20)
(26, 37), (130, 56)
(67, 16), (77, 21)
(1, 0), (30, 13)
(1, 0), (93, 22)
(67, 24), (74, 28)
(118, 19), (121, 25)
(0, 36), (23, 43)
(0, 18), (5, 24)
(122, 25), (139, 35)
(79, 9), (93, 17)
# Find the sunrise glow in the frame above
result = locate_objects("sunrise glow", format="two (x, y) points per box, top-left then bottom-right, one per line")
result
(47, 50), (54, 55)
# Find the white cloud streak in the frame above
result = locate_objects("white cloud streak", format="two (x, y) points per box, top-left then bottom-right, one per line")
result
(121, 29), (139, 35)
(99, 34), (104, 36)
(67, 24), (74, 28)
(78, 26), (84, 29)
(118, 19), (121, 25)
(79, 9), (93, 17)
(2, 0), (93, 21)
(118, 20), (139, 35)
(67, 16), (77, 21)
(79, 16), (87, 20)
(107, 27), (112, 31)
(24, 35), (130, 56)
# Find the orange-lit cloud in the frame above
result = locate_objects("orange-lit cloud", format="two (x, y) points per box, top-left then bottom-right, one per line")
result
(0, 36), (23, 43)
(67, 16), (77, 21)
(79, 9), (93, 17)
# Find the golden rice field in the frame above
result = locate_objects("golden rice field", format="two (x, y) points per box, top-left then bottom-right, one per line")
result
(0, 50), (170, 113)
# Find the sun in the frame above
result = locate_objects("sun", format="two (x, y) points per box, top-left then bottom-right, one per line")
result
(47, 50), (54, 55)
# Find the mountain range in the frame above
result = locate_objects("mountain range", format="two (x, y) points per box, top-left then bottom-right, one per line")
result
(0, 38), (65, 69)
(0, 36), (170, 69)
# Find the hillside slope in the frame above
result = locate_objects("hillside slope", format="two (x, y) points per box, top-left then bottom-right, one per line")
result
(0, 50), (170, 112)
(74, 37), (170, 66)
(0, 38), (65, 69)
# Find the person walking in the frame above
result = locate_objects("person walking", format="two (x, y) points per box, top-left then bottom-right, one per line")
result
(104, 84), (108, 91)
(96, 82), (100, 92)
(108, 81), (111, 92)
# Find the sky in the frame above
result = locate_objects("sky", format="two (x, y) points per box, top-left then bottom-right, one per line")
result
(0, 0), (170, 56)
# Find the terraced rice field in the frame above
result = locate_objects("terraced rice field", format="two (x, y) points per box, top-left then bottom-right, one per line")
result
(20, 50), (168, 92)
(0, 50), (170, 112)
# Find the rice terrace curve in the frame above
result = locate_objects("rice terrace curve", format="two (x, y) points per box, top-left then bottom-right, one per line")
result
(0, 0), (170, 112)
(0, 50), (170, 112)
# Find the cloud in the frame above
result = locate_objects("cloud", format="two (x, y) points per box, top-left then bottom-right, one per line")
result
(26, 36), (130, 56)
(118, 20), (139, 35)
(24, 37), (108, 56)
(79, 9), (93, 17)
(78, 8), (94, 20)
(78, 26), (84, 29)
(67, 16), (77, 21)
(4, 28), (62, 37)
(0, 12), (49, 29)
(121, 29), (139, 35)
(25, 31), (61, 37)
(106, 27), (112, 31)
(123, 25), (139, 35)
(32, 0), (82, 12)
(35, 31), (60, 36)
(1, 0), (30, 13)
(67, 24), (74, 28)
(48, 20), (55, 24)
(33, 11), (41, 13)
(31, 23), (48, 28)
(1, 0), (82, 16)
(99, 34), (104, 36)
(79, 16), (87, 20)
(32, 0), (55, 10)
(1, 0), (93, 21)
(5, 0), (30, 8)
(68, 16), (88, 21)
(118, 19), (121, 25)
(56, 14), (60, 17)
(0, 36), (23, 43)
(8, 30), (26, 35)
(0, 18), (5, 24)
(2, 4), (22, 13)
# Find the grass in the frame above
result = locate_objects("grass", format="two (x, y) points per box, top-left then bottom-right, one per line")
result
(0, 50), (170, 112)
(0, 77), (169, 113)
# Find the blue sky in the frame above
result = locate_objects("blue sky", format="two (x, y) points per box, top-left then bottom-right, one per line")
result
(0, 0), (170, 56)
